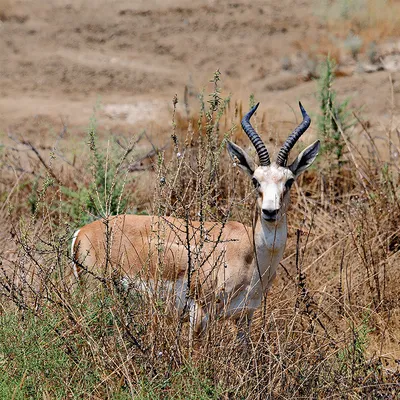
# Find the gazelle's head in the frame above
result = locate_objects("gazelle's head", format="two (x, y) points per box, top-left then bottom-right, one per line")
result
(227, 102), (320, 223)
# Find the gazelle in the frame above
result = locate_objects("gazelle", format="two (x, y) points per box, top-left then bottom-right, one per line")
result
(72, 102), (320, 342)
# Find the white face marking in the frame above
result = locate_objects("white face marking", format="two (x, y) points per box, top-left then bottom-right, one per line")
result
(252, 164), (295, 220)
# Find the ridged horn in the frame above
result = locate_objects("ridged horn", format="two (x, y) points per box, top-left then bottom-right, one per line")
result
(276, 102), (311, 166)
(241, 103), (270, 166)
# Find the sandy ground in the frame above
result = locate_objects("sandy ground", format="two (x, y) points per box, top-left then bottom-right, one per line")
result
(1, 0), (399, 153)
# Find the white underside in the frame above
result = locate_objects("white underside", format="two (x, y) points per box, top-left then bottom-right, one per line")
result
(122, 274), (264, 322)
(122, 277), (191, 314)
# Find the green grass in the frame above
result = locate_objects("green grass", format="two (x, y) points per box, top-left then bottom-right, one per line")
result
(0, 311), (79, 399)
(0, 307), (223, 399)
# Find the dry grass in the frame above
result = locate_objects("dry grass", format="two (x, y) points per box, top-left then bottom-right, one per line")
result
(295, 0), (400, 70)
(0, 79), (399, 398)
(315, 0), (400, 41)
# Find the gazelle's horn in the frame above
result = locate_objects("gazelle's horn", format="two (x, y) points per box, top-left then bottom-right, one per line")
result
(241, 103), (270, 166)
(276, 102), (311, 166)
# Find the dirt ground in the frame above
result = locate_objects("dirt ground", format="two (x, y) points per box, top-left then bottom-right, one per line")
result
(1, 0), (400, 155)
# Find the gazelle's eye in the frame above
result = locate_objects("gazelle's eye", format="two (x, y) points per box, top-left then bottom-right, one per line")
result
(252, 178), (260, 189)
(285, 178), (295, 190)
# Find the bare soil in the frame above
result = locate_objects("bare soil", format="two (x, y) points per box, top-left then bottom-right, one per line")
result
(1, 0), (399, 151)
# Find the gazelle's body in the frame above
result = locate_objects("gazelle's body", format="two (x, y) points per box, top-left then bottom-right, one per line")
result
(73, 211), (287, 336)
(72, 102), (320, 341)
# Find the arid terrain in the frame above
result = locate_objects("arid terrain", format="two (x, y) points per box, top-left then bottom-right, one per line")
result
(0, 0), (399, 398)
(1, 0), (400, 145)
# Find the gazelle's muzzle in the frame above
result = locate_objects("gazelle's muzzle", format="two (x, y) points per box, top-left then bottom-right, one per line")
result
(262, 208), (279, 222)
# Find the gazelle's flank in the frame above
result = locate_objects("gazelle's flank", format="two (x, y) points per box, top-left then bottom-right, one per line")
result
(72, 102), (320, 342)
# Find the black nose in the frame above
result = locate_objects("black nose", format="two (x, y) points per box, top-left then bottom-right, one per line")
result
(262, 209), (279, 220)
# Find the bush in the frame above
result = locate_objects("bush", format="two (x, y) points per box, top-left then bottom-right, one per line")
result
(0, 73), (399, 398)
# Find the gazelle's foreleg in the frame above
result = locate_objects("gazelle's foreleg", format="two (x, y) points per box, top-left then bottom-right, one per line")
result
(235, 311), (254, 344)
(188, 301), (207, 348)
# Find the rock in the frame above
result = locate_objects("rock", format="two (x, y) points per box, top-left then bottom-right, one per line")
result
(382, 55), (400, 72)
(361, 63), (383, 73)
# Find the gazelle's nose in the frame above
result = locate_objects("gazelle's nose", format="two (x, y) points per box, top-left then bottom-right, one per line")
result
(262, 209), (279, 221)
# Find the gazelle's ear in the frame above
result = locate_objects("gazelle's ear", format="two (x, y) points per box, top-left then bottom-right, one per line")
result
(289, 140), (320, 178)
(226, 141), (255, 176)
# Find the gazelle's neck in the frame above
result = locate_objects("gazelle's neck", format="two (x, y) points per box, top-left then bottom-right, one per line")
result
(259, 213), (287, 236)
(255, 210), (288, 242)
(252, 213), (288, 291)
